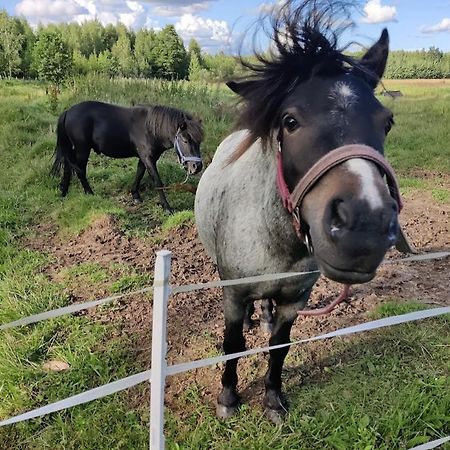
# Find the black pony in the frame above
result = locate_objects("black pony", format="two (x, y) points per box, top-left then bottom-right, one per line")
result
(51, 101), (204, 212)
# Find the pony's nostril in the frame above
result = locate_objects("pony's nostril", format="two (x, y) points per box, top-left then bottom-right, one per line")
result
(331, 200), (348, 226)
(329, 199), (350, 240)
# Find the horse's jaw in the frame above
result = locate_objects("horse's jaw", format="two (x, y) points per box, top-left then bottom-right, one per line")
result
(313, 254), (377, 284)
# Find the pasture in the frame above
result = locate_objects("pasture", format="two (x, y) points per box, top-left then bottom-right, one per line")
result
(0, 77), (449, 449)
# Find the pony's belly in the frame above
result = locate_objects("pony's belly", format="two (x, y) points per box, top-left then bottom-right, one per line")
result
(96, 141), (137, 158)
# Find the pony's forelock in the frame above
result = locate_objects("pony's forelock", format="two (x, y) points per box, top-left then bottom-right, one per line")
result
(229, 0), (366, 162)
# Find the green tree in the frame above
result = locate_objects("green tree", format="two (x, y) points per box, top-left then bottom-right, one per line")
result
(103, 24), (119, 51)
(188, 52), (206, 81)
(134, 28), (156, 77)
(153, 25), (188, 79)
(204, 52), (240, 80)
(14, 17), (35, 77)
(0, 10), (24, 77)
(188, 38), (203, 66)
(32, 30), (72, 89)
(80, 20), (105, 57)
(111, 28), (135, 77)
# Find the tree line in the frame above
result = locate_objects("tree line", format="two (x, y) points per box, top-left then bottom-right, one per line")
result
(0, 9), (449, 86)
(0, 10), (241, 85)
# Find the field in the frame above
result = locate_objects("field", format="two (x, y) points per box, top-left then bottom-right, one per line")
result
(0, 77), (449, 450)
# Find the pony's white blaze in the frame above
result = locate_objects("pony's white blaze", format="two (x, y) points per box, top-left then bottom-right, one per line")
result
(345, 158), (384, 210)
(329, 81), (357, 110)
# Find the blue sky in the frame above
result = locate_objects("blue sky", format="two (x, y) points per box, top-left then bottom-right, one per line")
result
(2, 0), (450, 52)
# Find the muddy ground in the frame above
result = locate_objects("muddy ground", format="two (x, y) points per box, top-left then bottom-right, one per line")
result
(27, 179), (449, 415)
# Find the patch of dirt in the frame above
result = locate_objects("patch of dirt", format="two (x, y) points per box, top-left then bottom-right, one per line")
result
(25, 177), (450, 416)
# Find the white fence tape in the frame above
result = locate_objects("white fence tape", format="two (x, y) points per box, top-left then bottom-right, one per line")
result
(0, 287), (152, 331)
(166, 306), (450, 375)
(1, 306), (449, 428)
(171, 270), (320, 294)
(410, 436), (450, 450)
(1, 251), (448, 332)
(0, 370), (151, 426)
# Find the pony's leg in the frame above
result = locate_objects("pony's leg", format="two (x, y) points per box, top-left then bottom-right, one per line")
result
(260, 299), (274, 334)
(60, 160), (72, 197)
(74, 145), (94, 195)
(263, 290), (310, 424)
(141, 156), (173, 213)
(217, 288), (246, 419)
(243, 301), (255, 331)
(130, 159), (146, 202)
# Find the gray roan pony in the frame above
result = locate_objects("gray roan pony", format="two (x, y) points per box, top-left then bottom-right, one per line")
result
(51, 101), (203, 212)
(195, 0), (402, 423)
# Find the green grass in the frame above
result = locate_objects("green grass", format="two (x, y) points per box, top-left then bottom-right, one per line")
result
(380, 80), (450, 173)
(0, 78), (449, 449)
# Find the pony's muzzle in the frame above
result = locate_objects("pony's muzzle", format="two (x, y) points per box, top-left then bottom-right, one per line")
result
(187, 161), (203, 175)
(326, 196), (398, 245)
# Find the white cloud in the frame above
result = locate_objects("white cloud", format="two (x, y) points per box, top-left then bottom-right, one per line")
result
(15, 0), (156, 29)
(15, 0), (88, 23)
(258, 0), (284, 15)
(421, 17), (450, 34)
(175, 13), (232, 50)
(119, 1), (146, 29)
(152, 2), (211, 17)
(361, 0), (397, 24)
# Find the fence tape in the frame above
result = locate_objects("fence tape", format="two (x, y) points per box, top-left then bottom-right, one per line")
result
(1, 306), (449, 428)
(0, 287), (153, 331)
(1, 251), (449, 332)
(171, 270), (320, 294)
(409, 436), (450, 450)
(166, 306), (450, 375)
(0, 370), (152, 427)
(384, 251), (450, 263)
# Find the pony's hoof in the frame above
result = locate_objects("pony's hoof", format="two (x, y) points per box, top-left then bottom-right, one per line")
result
(263, 390), (288, 424)
(264, 407), (286, 425)
(131, 192), (142, 203)
(260, 320), (274, 334)
(216, 403), (239, 420)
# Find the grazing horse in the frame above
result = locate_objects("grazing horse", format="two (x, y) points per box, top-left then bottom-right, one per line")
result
(51, 101), (204, 212)
(195, 0), (402, 423)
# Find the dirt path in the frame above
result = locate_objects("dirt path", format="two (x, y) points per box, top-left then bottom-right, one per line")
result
(26, 181), (450, 414)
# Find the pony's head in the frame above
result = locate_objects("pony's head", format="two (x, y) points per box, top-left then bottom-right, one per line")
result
(227, 0), (400, 284)
(175, 118), (204, 175)
(147, 105), (204, 175)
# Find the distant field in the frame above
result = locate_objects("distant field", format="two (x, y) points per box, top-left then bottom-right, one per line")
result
(0, 77), (449, 450)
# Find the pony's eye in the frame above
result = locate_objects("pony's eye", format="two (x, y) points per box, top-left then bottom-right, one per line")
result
(385, 116), (394, 135)
(283, 115), (299, 133)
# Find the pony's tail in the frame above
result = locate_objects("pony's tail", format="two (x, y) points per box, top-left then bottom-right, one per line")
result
(51, 110), (71, 177)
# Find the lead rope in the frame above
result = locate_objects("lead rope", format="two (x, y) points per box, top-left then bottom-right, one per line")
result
(298, 284), (351, 317)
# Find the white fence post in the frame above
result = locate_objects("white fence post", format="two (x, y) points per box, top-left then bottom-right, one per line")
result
(150, 250), (172, 450)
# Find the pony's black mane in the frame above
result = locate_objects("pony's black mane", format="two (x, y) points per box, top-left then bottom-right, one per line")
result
(233, 0), (370, 155)
(144, 104), (204, 144)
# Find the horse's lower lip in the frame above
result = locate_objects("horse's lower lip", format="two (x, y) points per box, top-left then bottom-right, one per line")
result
(315, 256), (376, 284)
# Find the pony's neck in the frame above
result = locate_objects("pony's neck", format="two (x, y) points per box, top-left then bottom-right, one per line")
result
(249, 137), (307, 257)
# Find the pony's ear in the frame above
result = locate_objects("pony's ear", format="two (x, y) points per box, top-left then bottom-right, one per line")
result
(352, 28), (389, 89)
(226, 79), (258, 99)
